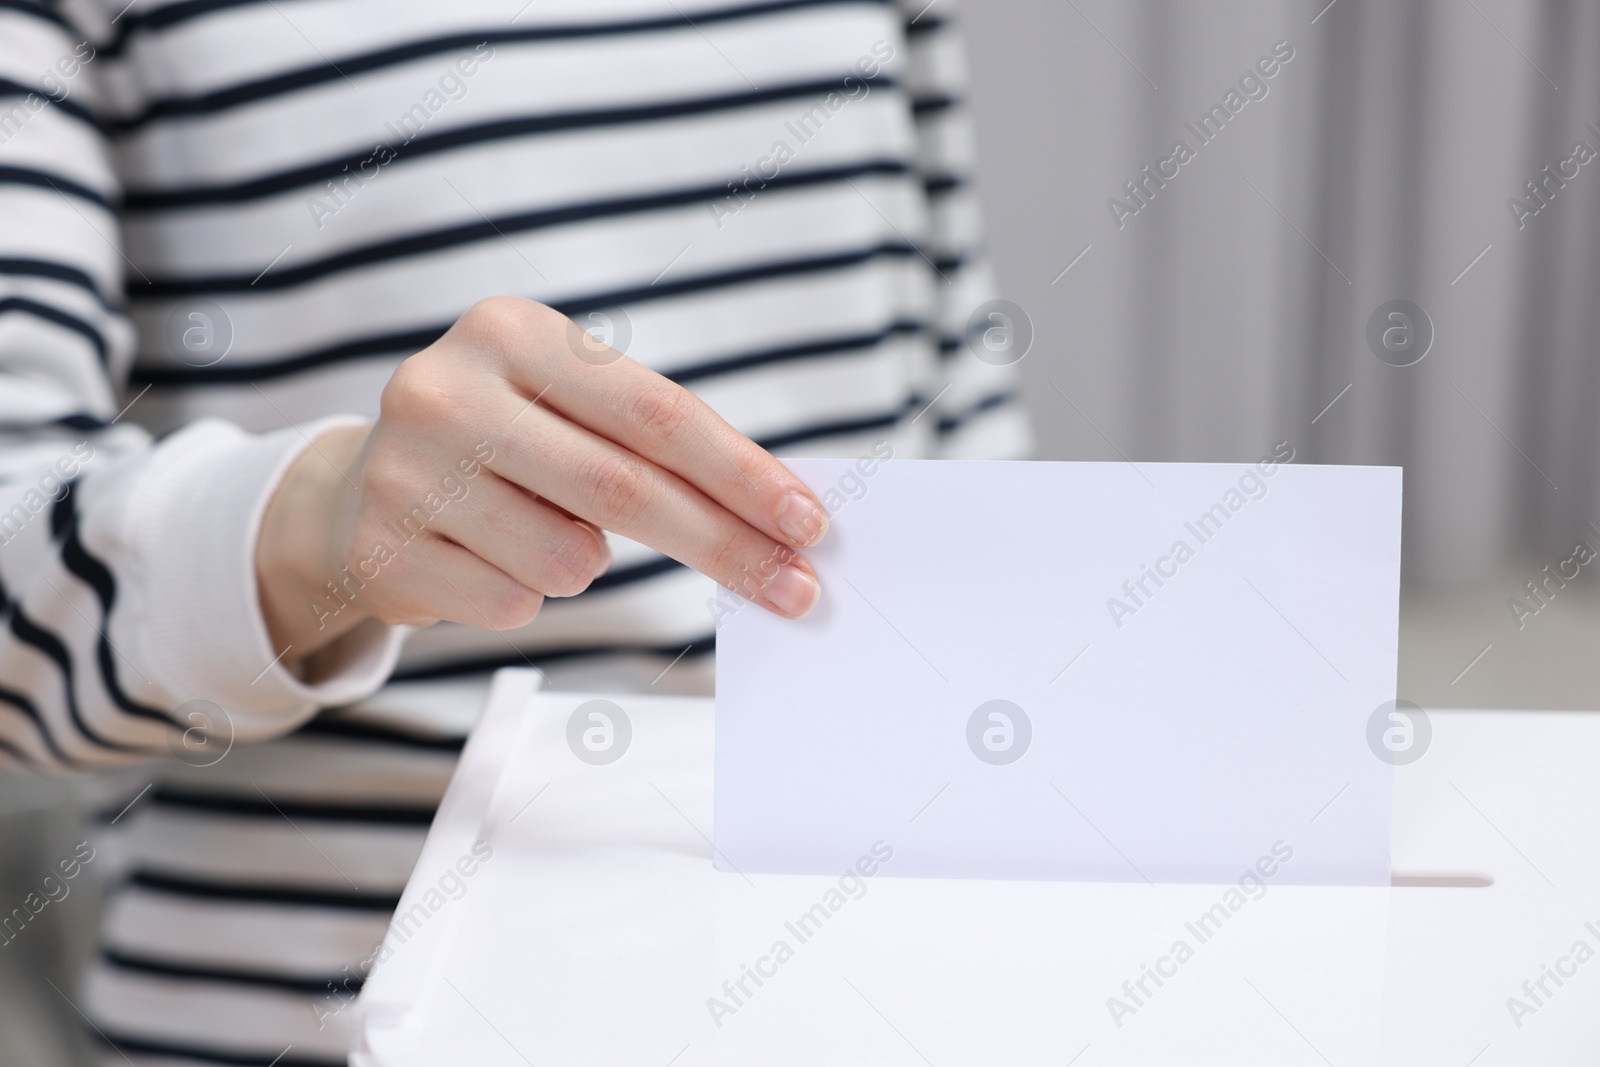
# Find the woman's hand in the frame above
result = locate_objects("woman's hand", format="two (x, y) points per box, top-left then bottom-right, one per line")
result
(256, 297), (828, 665)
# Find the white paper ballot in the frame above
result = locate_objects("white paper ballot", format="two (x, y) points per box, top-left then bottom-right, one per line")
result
(715, 457), (1402, 885)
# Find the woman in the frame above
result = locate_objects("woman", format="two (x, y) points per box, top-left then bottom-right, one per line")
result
(0, 0), (1027, 1061)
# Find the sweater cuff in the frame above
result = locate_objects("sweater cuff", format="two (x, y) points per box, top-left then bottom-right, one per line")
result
(127, 416), (403, 738)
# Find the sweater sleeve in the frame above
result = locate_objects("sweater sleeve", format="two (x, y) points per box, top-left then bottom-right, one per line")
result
(899, 0), (1034, 460)
(0, 3), (403, 770)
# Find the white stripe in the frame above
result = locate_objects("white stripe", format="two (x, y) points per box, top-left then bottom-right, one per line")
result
(105, 893), (389, 974)
(129, 809), (427, 888)
(84, 963), (353, 1059)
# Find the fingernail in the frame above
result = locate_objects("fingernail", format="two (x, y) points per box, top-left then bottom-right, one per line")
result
(594, 538), (613, 577)
(776, 491), (828, 546)
(764, 564), (820, 619)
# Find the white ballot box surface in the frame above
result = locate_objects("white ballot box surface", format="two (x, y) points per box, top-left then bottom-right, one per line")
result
(353, 671), (1600, 1066)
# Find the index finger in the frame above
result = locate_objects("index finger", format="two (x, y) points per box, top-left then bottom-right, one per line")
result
(501, 303), (832, 550)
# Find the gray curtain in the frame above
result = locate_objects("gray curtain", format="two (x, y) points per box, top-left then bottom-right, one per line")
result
(966, 0), (1600, 590)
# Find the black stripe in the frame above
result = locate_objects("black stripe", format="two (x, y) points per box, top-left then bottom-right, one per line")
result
(100, 0), (326, 52)
(0, 570), (148, 754)
(588, 553), (683, 593)
(563, 242), (926, 318)
(0, 164), (113, 210)
(88, 781), (151, 824)
(93, 0), (885, 62)
(666, 318), (927, 385)
(131, 241), (924, 385)
(923, 173), (964, 195)
(0, 257), (120, 311)
(3, 604), (105, 748)
(0, 79), (100, 131)
(125, 79), (901, 209)
(104, 0), (322, 46)
(910, 94), (958, 116)
(939, 283), (998, 357)
(52, 484), (183, 728)
(130, 158), (909, 294)
(51, 413), (108, 431)
(391, 632), (715, 683)
(94, 1028), (346, 1067)
(296, 713), (466, 753)
(754, 396), (914, 451)
(936, 390), (1018, 434)
(112, 0), (892, 128)
(0, 679), (76, 766)
(148, 783), (439, 826)
(904, 12), (947, 34)
(125, 868), (402, 911)
(0, 296), (108, 363)
(135, 325), (431, 386)
(102, 946), (362, 996)
(0, 504), (86, 768)
(128, 320), (919, 417)
(0, 732), (30, 764)
(117, 0), (883, 37)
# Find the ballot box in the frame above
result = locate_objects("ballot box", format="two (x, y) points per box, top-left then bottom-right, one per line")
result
(352, 669), (1600, 1066)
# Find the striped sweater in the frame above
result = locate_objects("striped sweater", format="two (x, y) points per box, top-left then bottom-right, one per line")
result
(0, 0), (1029, 1061)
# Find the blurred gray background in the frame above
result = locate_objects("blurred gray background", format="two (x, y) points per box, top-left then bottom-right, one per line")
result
(5, 0), (1599, 1061)
(963, 0), (1600, 712)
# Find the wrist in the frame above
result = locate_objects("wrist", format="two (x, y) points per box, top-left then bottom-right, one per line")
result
(257, 421), (375, 661)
